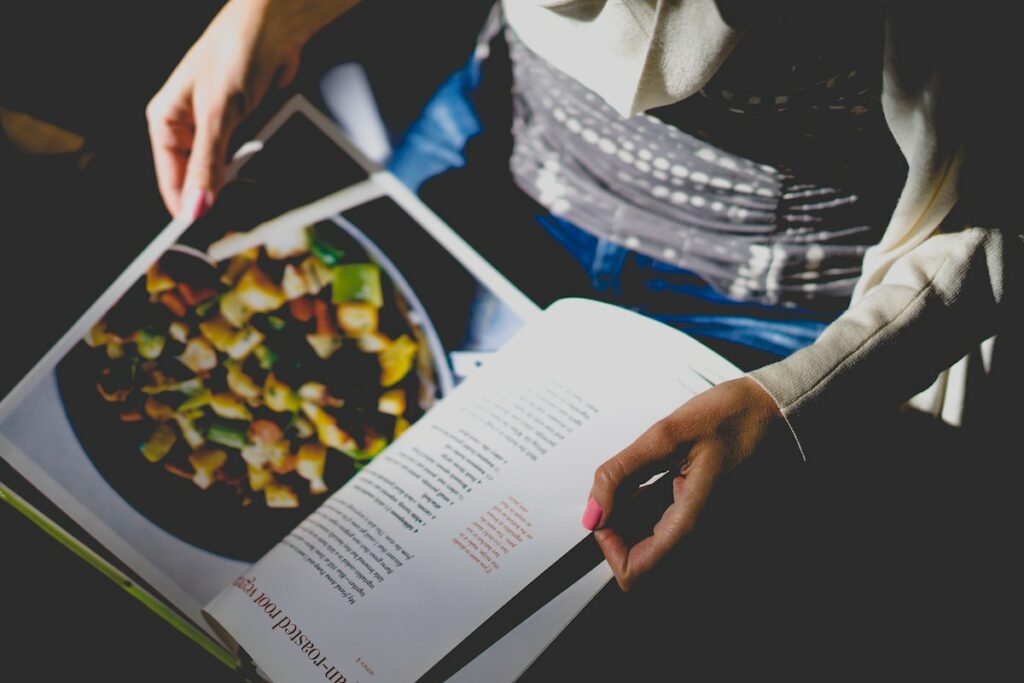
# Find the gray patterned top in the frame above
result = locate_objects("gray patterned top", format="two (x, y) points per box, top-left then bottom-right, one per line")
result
(505, 7), (907, 310)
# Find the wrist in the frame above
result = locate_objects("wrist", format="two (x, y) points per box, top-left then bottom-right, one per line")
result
(262, 0), (361, 45)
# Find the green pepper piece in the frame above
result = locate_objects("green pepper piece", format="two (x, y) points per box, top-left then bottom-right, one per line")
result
(207, 422), (248, 450)
(309, 226), (346, 266)
(254, 345), (278, 370)
(136, 327), (166, 360)
(177, 388), (212, 413)
(332, 264), (383, 307)
(267, 315), (287, 331)
(194, 293), (223, 318)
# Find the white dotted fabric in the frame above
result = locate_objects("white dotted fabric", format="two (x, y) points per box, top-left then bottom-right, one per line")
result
(502, 9), (906, 310)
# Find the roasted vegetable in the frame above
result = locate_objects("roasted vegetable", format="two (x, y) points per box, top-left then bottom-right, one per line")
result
(281, 264), (309, 300)
(219, 290), (253, 327)
(309, 226), (346, 266)
(136, 327), (166, 360)
(85, 220), (431, 513)
(295, 443), (328, 494)
(379, 335), (418, 387)
(174, 412), (206, 450)
(264, 481), (299, 508)
(263, 373), (300, 413)
(332, 263), (383, 307)
(337, 302), (378, 337)
(300, 402), (356, 452)
(144, 398), (176, 422)
(378, 389), (406, 416)
(235, 266), (286, 313)
(210, 392), (253, 421)
(189, 447), (228, 490)
(225, 360), (262, 405)
(146, 262), (176, 298)
(265, 226), (310, 260)
(178, 337), (217, 374)
(306, 333), (343, 360)
(207, 422), (248, 450)
(140, 424), (177, 463)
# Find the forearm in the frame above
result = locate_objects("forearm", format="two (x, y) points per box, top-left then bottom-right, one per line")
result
(749, 222), (1016, 460)
(259, 0), (362, 46)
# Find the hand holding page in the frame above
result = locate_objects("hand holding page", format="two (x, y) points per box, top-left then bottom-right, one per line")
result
(203, 298), (739, 683)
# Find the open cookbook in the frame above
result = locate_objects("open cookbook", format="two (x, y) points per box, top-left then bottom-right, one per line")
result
(0, 96), (741, 682)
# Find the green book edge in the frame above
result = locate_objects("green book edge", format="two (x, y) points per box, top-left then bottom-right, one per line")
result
(0, 481), (238, 671)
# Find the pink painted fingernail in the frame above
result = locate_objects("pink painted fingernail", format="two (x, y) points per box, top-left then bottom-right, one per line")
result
(180, 187), (210, 222)
(582, 497), (602, 530)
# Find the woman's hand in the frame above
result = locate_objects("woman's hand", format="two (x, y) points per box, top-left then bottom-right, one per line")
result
(147, 0), (357, 218)
(583, 376), (790, 591)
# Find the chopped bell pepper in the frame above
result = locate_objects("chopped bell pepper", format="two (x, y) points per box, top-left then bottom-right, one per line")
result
(309, 226), (346, 266)
(136, 327), (166, 360)
(253, 344), (278, 370)
(332, 263), (383, 307)
(207, 422), (248, 450)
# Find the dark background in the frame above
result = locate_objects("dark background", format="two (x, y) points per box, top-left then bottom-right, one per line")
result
(1, 2), (1018, 681)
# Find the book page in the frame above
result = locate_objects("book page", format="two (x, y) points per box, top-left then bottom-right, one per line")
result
(205, 298), (740, 683)
(0, 96), (534, 635)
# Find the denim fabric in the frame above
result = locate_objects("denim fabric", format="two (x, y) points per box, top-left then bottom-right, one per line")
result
(388, 52), (484, 192)
(535, 214), (833, 358)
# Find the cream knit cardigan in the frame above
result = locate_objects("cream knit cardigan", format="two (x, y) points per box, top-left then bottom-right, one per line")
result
(505, 0), (1015, 459)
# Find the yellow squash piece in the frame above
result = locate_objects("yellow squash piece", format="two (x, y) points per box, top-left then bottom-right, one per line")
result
(263, 373), (300, 413)
(174, 412), (206, 450)
(225, 360), (262, 405)
(141, 424), (177, 463)
(209, 392), (253, 421)
(247, 463), (273, 493)
(377, 389), (406, 416)
(379, 335), (418, 387)
(235, 266), (287, 313)
(264, 481), (300, 508)
(189, 447), (228, 490)
(300, 402), (357, 452)
(295, 443), (328, 495)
